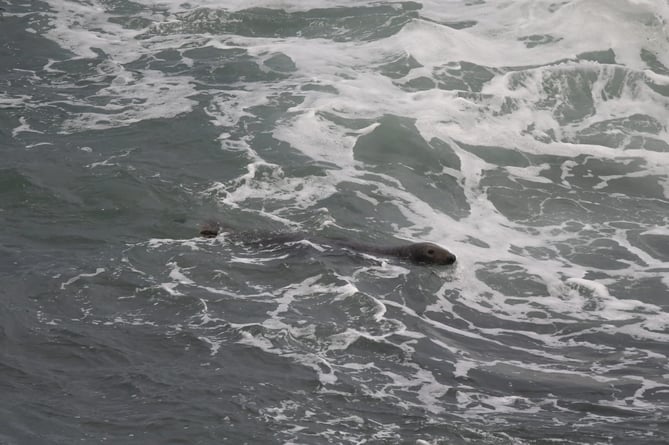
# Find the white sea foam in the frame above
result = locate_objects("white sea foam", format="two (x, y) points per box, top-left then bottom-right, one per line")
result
(12, 116), (43, 136)
(60, 267), (105, 290)
(60, 70), (198, 132)
(37, 0), (669, 437)
(39, 1), (200, 133)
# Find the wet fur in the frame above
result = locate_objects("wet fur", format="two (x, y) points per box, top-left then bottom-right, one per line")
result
(200, 222), (456, 265)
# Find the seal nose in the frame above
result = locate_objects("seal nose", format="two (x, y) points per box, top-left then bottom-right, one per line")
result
(445, 253), (456, 265)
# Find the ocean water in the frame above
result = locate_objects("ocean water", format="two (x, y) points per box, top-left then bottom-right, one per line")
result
(2, 0), (669, 443)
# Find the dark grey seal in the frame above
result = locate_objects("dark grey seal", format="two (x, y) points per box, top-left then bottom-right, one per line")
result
(200, 222), (456, 266)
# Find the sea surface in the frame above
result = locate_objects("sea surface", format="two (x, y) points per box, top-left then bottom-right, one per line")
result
(2, 1), (669, 444)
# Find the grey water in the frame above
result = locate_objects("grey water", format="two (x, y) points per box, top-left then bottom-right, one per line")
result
(1, 1), (669, 444)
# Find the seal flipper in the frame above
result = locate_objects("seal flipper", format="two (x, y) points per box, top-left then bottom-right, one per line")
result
(200, 227), (219, 238)
(199, 220), (230, 238)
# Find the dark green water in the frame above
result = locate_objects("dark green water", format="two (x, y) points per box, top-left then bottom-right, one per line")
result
(2, 1), (669, 444)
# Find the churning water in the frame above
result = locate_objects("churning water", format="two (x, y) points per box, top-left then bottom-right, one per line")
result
(1, 0), (669, 443)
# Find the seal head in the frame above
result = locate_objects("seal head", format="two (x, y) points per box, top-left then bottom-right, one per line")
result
(404, 242), (456, 265)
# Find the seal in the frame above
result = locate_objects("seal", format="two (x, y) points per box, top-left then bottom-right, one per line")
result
(199, 222), (456, 266)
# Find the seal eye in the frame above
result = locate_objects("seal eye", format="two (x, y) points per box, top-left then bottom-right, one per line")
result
(427, 249), (435, 255)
